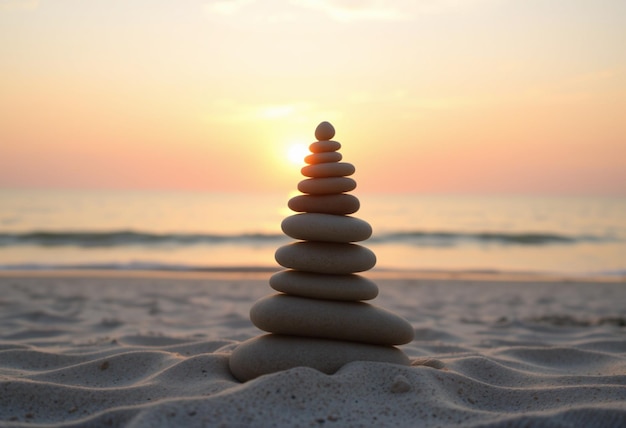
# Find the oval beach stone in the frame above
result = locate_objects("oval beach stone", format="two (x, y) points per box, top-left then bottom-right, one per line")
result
(281, 213), (372, 243)
(250, 294), (415, 346)
(275, 242), (376, 274)
(309, 140), (341, 153)
(301, 162), (355, 178)
(288, 194), (360, 215)
(229, 334), (410, 382)
(298, 177), (356, 195)
(270, 270), (378, 301)
(314, 121), (335, 141)
(304, 152), (342, 164)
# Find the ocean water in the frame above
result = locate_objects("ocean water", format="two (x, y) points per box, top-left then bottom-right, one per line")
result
(0, 189), (624, 277)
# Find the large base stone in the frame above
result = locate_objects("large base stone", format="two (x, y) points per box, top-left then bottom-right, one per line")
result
(250, 294), (415, 346)
(229, 334), (411, 382)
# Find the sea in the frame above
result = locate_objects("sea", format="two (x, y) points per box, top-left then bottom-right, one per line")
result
(0, 189), (624, 278)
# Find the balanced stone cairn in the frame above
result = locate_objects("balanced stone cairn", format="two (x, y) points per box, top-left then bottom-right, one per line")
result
(229, 121), (414, 382)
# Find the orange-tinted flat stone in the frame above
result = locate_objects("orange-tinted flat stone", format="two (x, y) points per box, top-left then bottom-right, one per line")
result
(298, 177), (356, 195)
(288, 194), (360, 214)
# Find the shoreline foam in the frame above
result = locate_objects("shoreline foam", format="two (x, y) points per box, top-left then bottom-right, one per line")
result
(1, 267), (624, 282)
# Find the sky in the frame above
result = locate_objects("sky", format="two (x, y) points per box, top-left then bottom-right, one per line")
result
(1, 0), (625, 195)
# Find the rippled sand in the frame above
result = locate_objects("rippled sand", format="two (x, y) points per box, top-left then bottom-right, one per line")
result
(1, 271), (625, 427)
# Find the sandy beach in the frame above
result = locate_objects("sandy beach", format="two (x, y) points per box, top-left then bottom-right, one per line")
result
(1, 270), (624, 427)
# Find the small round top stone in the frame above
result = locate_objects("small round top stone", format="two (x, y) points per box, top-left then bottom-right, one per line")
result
(315, 121), (335, 141)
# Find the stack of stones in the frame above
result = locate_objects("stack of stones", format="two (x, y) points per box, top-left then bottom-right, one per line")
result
(229, 121), (414, 382)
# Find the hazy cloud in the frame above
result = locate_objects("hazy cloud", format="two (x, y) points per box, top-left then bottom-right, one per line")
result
(203, 0), (502, 21)
(205, 99), (313, 123)
(292, 0), (406, 22)
(0, 0), (39, 11)
(203, 0), (406, 22)
(203, 0), (254, 16)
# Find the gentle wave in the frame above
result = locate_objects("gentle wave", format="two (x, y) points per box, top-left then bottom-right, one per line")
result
(0, 231), (286, 247)
(0, 230), (612, 248)
(0, 261), (280, 272)
(369, 231), (607, 246)
(1, 262), (625, 279)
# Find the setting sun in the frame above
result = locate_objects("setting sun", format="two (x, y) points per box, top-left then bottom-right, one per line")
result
(286, 143), (309, 166)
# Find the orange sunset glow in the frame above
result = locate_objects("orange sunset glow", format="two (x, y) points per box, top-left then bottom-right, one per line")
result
(1, 0), (625, 195)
